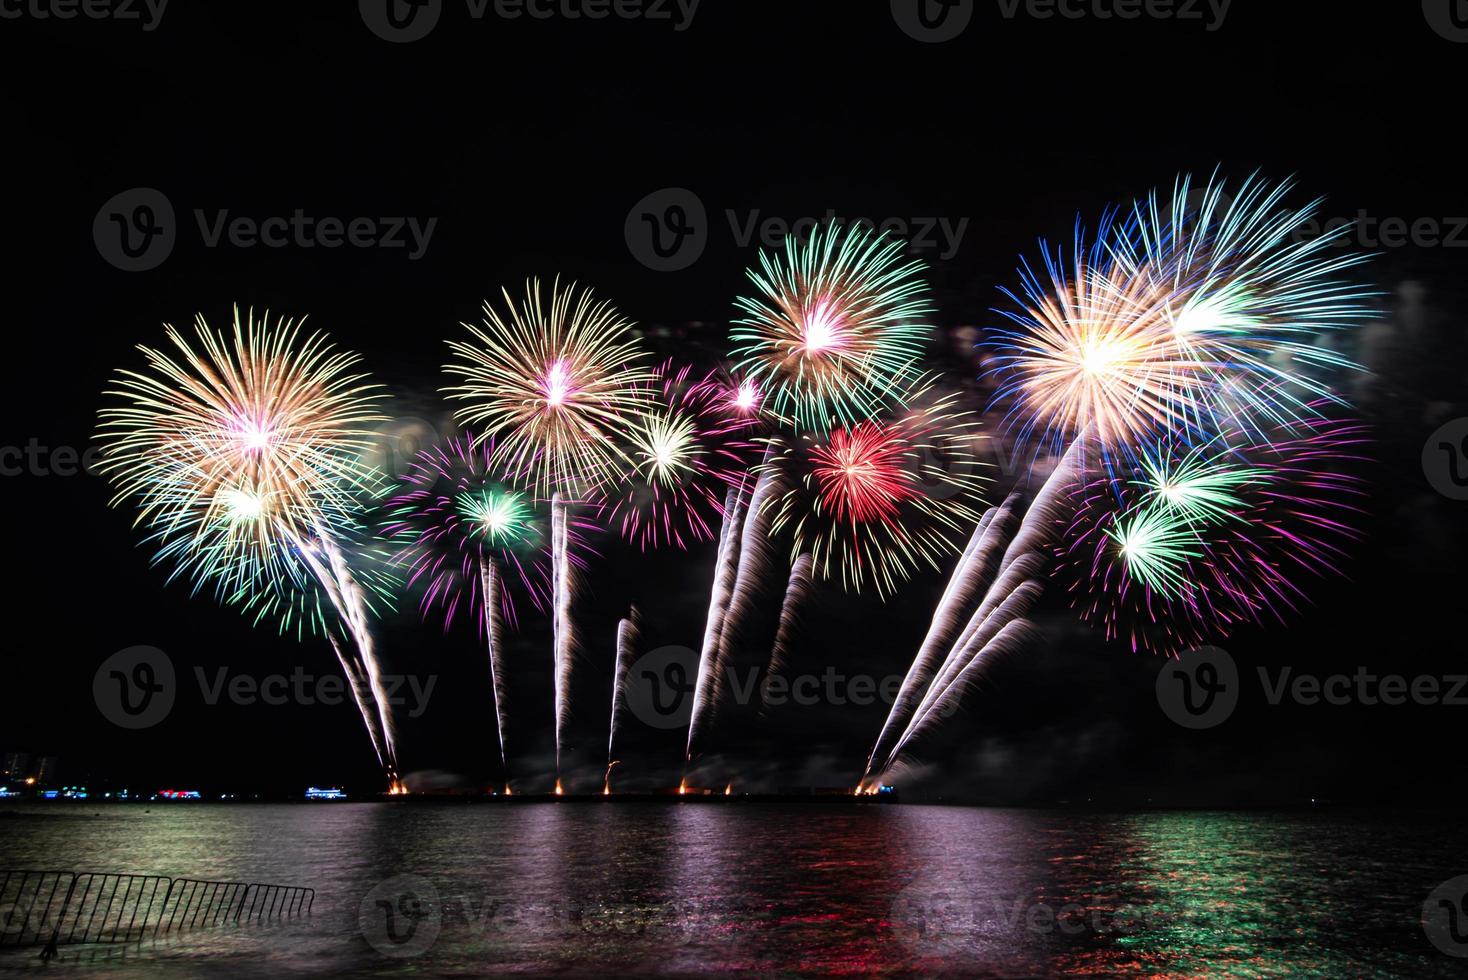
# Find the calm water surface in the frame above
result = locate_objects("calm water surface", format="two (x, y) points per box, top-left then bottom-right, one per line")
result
(0, 803), (1460, 977)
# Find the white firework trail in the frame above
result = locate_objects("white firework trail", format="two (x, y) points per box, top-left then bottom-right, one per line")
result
(889, 578), (1046, 762)
(862, 500), (1017, 777)
(318, 533), (400, 776)
(701, 466), (779, 733)
(550, 493), (578, 785)
(761, 553), (813, 715)
(284, 526), (399, 782)
(606, 607), (640, 789)
(862, 440), (1085, 786)
(480, 562), (510, 789)
(685, 485), (749, 760)
(324, 628), (389, 771)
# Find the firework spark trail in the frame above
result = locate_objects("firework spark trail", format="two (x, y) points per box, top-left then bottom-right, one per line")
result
(606, 607), (640, 788)
(701, 465), (780, 735)
(888, 574), (1047, 770)
(891, 617), (1043, 762)
(317, 532), (401, 772)
(761, 553), (813, 715)
(862, 500), (1015, 779)
(550, 493), (577, 781)
(864, 440), (1086, 783)
(685, 485), (749, 761)
(480, 562), (509, 786)
(323, 628), (389, 770)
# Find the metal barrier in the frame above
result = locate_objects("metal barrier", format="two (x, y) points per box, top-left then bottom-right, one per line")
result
(0, 870), (313, 956)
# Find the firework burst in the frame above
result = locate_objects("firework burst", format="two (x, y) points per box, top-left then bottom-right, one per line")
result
(760, 377), (989, 597)
(988, 174), (1375, 456)
(603, 360), (759, 550)
(97, 307), (401, 779)
(443, 277), (656, 497)
(1059, 414), (1369, 654)
(383, 434), (594, 631)
(96, 307), (389, 624)
(732, 222), (933, 431)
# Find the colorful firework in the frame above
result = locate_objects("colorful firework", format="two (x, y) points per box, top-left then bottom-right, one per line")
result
(1059, 414), (1369, 654)
(1113, 173), (1375, 436)
(443, 278), (656, 497)
(760, 377), (989, 598)
(96, 308), (401, 779)
(731, 221), (934, 431)
(383, 434), (594, 631)
(603, 360), (759, 550)
(97, 308), (388, 608)
(987, 174), (1375, 455)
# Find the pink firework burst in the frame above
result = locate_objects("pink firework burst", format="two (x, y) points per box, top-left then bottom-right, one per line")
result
(383, 433), (596, 632)
(602, 360), (760, 551)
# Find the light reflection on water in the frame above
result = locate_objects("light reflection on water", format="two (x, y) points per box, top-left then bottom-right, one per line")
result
(0, 804), (1459, 976)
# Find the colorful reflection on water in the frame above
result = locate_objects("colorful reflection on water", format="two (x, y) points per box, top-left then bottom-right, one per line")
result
(0, 804), (1459, 976)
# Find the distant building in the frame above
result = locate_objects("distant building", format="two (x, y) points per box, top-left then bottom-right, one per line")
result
(34, 756), (58, 785)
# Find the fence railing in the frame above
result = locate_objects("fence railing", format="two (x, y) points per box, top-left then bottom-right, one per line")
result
(0, 870), (313, 956)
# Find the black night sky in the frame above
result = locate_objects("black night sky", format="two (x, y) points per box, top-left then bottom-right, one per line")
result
(3, 2), (1466, 805)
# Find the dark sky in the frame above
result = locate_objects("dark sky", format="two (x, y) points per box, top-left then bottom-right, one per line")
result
(2, 2), (1466, 803)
